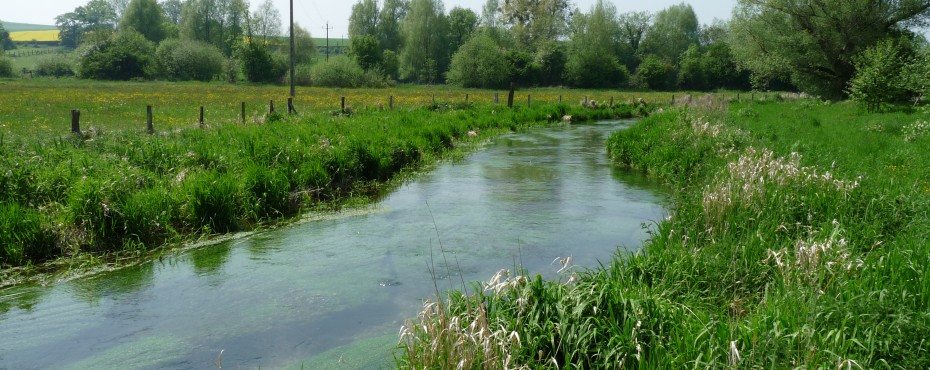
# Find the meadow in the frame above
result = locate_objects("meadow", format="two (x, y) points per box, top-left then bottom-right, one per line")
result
(399, 97), (930, 368)
(0, 79), (665, 283)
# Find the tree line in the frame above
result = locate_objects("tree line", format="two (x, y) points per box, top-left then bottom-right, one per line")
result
(15, 0), (930, 104)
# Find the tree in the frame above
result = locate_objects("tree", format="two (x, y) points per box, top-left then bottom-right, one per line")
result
(564, 0), (628, 88)
(633, 54), (675, 90)
(293, 23), (317, 65)
(120, 0), (167, 43)
(639, 3), (699, 63)
(350, 35), (381, 70)
(399, 0), (448, 83)
(180, 0), (248, 55)
(110, 0), (131, 18)
(378, 0), (408, 52)
(251, 0), (282, 44)
(447, 33), (510, 88)
(56, 0), (118, 48)
(447, 7), (478, 59)
(0, 23), (15, 51)
(676, 44), (706, 90)
(617, 11), (651, 69)
(155, 38), (224, 81)
(730, 0), (930, 99)
(848, 39), (909, 112)
(349, 0), (380, 40)
(79, 30), (156, 80)
(161, 0), (183, 24)
(499, 0), (570, 51)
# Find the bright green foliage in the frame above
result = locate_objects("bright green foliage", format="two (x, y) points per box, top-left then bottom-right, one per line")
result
(0, 203), (56, 265)
(0, 58), (13, 78)
(119, 0), (166, 43)
(55, 0), (118, 48)
(446, 33), (510, 89)
(310, 55), (366, 87)
(730, 0), (930, 99)
(381, 49), (400, 80)
(78, 31), (155, 80)
(155, 38), (224, 81)
(251, 0), (282, 44)
(564, 0), (628, 88)
(848, 39), (909, 112)
(350, 35), (381, 71)
(903, 46), (930, 104)
(400, 0), (449, 83)
(639, 3), (699, 63)
(499, 0), (570, 52)
(632, 54), (674, 90)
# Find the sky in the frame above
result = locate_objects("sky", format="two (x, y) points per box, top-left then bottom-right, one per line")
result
(2, 0), (738, 39)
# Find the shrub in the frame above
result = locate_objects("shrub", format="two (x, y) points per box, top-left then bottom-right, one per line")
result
(0, 57), (13, 78)
(285, 63), (313, 86)
(155, 38), (225, 82)
(33, 56), (75, 77)
(848, 39), (908, 112)
(310, 55), (367, 88)
(78, 31), (156, 80)
(632, 54), (675, 90)
(446, 33), (510, 89)
(239, 42), (287, 83)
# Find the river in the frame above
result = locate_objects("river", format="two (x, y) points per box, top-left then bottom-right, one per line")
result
(0, 120), (665, 369)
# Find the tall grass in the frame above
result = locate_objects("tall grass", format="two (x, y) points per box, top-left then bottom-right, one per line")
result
(400, 98), (930, 368)
(0, 98), (651, 272)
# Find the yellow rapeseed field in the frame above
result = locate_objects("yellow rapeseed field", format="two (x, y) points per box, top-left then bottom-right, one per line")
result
(9, 30), (60, 42)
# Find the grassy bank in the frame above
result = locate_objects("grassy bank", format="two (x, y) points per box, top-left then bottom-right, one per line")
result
(399, 98), (930, 368)
(0, 80), (657, 283)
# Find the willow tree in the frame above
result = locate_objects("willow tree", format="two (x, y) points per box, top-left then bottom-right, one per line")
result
(730, 0), (930, 99)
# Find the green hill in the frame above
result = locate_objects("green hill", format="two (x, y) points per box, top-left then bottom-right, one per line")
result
(1, 21), (57, 32)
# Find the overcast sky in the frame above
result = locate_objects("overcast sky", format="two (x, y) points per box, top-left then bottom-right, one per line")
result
(2, 0), (738, 38)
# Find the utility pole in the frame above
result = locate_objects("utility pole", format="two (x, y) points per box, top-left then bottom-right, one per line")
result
(323, 22), (333, 62)
(289, 0), (295, 97)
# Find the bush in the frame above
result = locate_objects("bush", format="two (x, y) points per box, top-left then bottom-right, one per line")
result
(848, 39), (909, 112)
(78, 31), (156, 80)
(285, 63), (313, 86)
(239, 42), (287, 83)
(632, 54), (675, 90)
(0, 57), (14, 78)
(310, 55), (389, 88)
(564, 50), (629, 88)
(155, 38), (225, 82)
(446, 33), (510, 89)
(34, 56), (75, 77)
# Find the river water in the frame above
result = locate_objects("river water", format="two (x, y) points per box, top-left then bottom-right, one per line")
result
(0, 120), (665, 369)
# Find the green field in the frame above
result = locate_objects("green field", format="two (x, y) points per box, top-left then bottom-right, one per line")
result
(400, 97), (930, 368)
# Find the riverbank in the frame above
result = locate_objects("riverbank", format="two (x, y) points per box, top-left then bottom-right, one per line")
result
(399, 97), (930, 368)
(0, 81), (656, 285)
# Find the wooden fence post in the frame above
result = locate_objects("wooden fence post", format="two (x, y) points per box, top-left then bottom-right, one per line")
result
(341, 96), (346, 114)
(507, 83), (515, 108)
(494, 93), (499, 104)
(389, 95), (394, 110)
(288, 97), (296, 114)
(610, 96), (614, 107)
(199, 106), (204, 128)
(146, 105), (154, 134)
(559, 95), (562, 103)
(241, 102), (246, 124)
(71, 109), (81, 135)
(527, 94), (531, 108)
(465, 94), (469, 104)
(270, 100), (275, 114)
